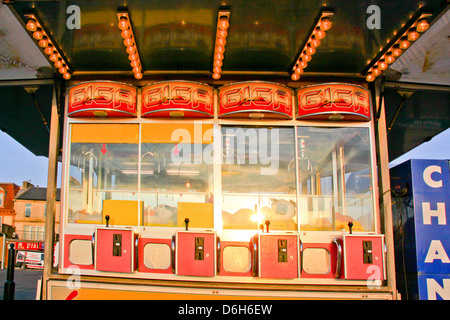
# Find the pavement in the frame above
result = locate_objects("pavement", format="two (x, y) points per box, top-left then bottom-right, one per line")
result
(0, 268), (43, 300)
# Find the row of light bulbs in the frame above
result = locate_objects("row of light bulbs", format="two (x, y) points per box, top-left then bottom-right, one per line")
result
(291, 12), (334, 81)
(365, 15), (430, 82)
(117, 12), (143, 80)
(25, 14), (72, 79)
(212, 11), (231, 80)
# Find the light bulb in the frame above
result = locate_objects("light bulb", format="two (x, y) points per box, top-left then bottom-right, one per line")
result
(132, 66), (141, 74)
(26, 19), (37, 32)
(416, 18), (429, 32)
(299, 60), (308, 69)
(218, 16), (229, 30)
(385, 52), (396, 64)
(38, 36), (49, 48)
(44, 45), (54, 55)
(126, 45), (136, 55)
(118, 17), (129, 30)
(294, 66), (303, 75)
(399, 36), (410, 49)
(32, 28), (43, 40)
(212, 73), (221, 79)
(302, 52), (312, 62)
(124, 37), (134, 47)
(49, 53), (59, 62)
(320, 17), (332, 31)
(213, 66), (222, 74)
(407, 27), (419, 41)
(54, 59), (63, 68)
(314, 27), (326, 40)
(217, 29), (228, 39)
(214, 59), (223, 67)
(291, 73), (300, 81)
(215, 45), (225, 54)
(310, 35), (321, 48)
(63, 72), (71, 80)
(134, 72), (143, 80)
(372, 66), (381, 76)
(378, 59), (388, 70)
(131, 60), (140, 68)
(128, 53), (138, 61)
(306, 44), (316, 55)
(214, 52), (224, 61)
(121, 28), (132, 39)
(216, 37), (226, 46)
(59, 66), (67, 74)
(366, 73), (375, 82)
(392, 45), (402, 57)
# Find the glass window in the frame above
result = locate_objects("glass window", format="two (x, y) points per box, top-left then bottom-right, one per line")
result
(140, 123), (214, 228)
(25, 204), (31, 217)
(221, 126), (297, 231)
(297, 127), (374, 232)
(68, 124), (139, 225)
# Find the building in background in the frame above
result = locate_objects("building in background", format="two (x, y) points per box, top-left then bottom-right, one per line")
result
(14, 184), (60, 241)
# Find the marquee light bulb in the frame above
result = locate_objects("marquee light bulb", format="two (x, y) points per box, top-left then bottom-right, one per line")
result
(385, 52), (396, 64)
(38, 36), (49, 48)
(118, 17), (129, 30)
(218, 16), (229, 30)
(306, 44), (316, 55)
(366, 72), (375, 82)
(134, 72), (143, 80)
(54, 59), (63, 68)
(212, 73), (221, 79)
(63, 72), (71, 80)
(378, 59), (388, 70)
(392, 45), (402, 57)
(320, 17), (332, 31)
(44, 45), (54, 55)
(291, 73), (300, 81)
(130, 60), (140, 68)
(314, 27), (326, 40)
(126, 45), (136, 55)
(399, 36), (410, 49)
(123, 37), (134, 47)
(32, 28), (43, 40)
(407, 27), (420, 41)
(416, 18), (429, 32)
(121, 28), (132, 39)
(310, 35), (321, 48)
(26, 18), (37, 32)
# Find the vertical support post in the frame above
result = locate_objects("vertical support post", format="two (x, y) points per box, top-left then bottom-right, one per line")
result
(3, 243), (15, 300)
(42, 84), (60, 300)
(371, 80), (398, 299)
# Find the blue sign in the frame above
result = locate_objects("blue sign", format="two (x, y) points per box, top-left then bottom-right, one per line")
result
(412, 160), (450, 275)
(418, 274), (450, 300)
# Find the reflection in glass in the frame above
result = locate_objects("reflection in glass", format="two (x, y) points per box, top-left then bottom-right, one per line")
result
(221, 126), (297, 231)
(297, 127), (374, 231)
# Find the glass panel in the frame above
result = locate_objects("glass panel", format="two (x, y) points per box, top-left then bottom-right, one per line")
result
(141, 123), (214, 228)
(297, 127), (374, 232)
(68, 124), (139, 225)
(221, 126), (296, 231)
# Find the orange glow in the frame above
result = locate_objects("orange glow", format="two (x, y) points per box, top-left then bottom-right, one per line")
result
(118, 17), (129, 30)
(63, 72), (71, 80)
(218, 16), (229, 30)
(134, 72), (143, 80)
(392, 45), (403, 57)
(126, 45), (136, 55)
(44, 45), (54, 55)
(306, 44), (316, 55)
(123, 37), (134, 47)
(26, 18), (37, 32)
(38, 36), (49, 47)
(371, 66), (381, 76)
(399, 36), (410, 49)
(121, 28), (132, 39)
(212, 73), (221, 79)
(291, 73), (300, 81)
(130, 60), (140, 68)
(314, 27), (326, 40)
(320, 17), (332, 31)
(310, 36), (321, 48)
(407, 27), (420, 41)
(378, 59), (388, 70)
(416, 18), (429, 32)
(54, 59), (63, 68)
(366, 73), (375, 82)
(385, 52), (396, 64)
(32, 28), (43, 40)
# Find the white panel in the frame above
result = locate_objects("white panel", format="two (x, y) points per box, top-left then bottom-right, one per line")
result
(69, 240), (93, 265)
(143, 243), (171, 269)
(302, 248), (331, 274)
(223, 246), (251, 273)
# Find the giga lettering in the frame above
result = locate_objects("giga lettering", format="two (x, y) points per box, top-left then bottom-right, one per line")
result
(220, 83), (292, 112)
(142, 83), (213, 110)
(299, 85), (369, 115)
(69, 83), (135, 111)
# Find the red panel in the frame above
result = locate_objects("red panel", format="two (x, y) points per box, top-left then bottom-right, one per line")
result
(63, 234), (94, 270)
(342, 235), (385, 280)
(142, 81), (214, 118)
(297, 83), (371, 121)
(300, 242), (338, 279)
(176, 231), (215, 277)
(219, 82), (293, 119)
(259, 234), (299, 279)
(95, 228), (133, 273)
(138, 238), (173, 274)
(68, 81), (137, 118)
(219, 241), (253, 277)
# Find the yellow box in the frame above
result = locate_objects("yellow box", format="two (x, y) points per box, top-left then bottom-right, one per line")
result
(177, 202), (214, 228)
(102, 200), (143, 226)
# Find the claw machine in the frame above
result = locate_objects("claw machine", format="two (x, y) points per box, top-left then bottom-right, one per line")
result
(44, 79), (395, 300)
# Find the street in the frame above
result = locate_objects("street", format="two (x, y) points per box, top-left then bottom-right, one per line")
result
(0, 269), (42, 300)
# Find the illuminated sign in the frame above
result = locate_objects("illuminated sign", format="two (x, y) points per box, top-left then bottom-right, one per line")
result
(15, 241), (43, 251)
(219, 82), (293, 119)
(68, 81), (137, 118)
(142, 81), (214, 118)
(296, 83), (371, 121)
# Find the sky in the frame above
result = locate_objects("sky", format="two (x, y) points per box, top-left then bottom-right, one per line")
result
(0, 128), (449, 188)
